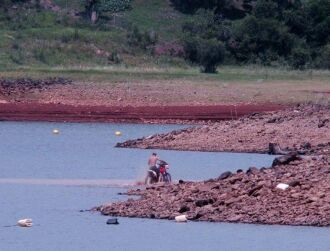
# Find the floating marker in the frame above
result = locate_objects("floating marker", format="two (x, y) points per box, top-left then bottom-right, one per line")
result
(17, 219), (33, 227)
(115, 131), (122, 136)
(53, 129), (60, 134)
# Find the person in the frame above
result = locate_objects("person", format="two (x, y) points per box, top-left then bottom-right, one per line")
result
(148, 152), (159, 168)
(147, 153), (160, 181)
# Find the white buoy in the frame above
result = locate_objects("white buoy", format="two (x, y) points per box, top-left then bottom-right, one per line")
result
(17, 219), (33, 227)
(276, 183), (289, 190)
(53, 129), (60, 134)
(175, 215), (188, 223)
(115, 131), (122, 136)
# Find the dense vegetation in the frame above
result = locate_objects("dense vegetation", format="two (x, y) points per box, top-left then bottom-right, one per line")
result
(0, 0), (329, 72)
(179, 0), (330, 72)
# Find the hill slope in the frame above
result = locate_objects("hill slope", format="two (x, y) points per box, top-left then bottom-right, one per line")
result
(0, 0), (188, 69)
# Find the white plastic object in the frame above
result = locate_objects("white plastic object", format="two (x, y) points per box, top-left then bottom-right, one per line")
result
(175, 215), (187, 223)
(17, 219), (33, 227)
(276, 183), (289, 190)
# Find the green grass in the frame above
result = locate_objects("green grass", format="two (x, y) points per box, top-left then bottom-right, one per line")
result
(1, 65), (330, 83)
(0, 0), (190, 68)
(123, 0), (190, 40)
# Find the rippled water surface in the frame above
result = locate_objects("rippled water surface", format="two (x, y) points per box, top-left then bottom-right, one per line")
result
(0, 121), (329, 251)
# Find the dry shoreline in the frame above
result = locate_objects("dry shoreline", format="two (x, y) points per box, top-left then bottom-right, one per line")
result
(98, 104), (330, 227)
(1, 78), (330, 226)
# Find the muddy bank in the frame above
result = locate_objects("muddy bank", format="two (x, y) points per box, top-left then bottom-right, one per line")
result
(0, 103), (284, 123)
(97, 154), (330, 226)
(116, 104), (330, 153)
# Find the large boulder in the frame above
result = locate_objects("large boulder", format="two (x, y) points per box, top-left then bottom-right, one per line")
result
(272, 152), (301, 167)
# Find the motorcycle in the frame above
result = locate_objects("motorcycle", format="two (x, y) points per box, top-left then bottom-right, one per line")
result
(145, 160), (172, 185)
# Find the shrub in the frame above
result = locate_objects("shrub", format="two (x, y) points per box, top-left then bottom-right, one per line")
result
(127, 26), (158, 50)
(108, 51), (122, 64)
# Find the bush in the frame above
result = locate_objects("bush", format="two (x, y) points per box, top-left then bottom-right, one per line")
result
(108, 51), (122, 64)
(127, 26), (158, 50)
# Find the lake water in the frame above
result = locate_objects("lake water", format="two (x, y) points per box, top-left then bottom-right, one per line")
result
(0, 121), (329, 251)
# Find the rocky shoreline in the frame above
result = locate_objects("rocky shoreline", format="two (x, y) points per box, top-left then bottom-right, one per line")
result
(97, 155), (330, 226)
(116, 104), (330, 154)
(97, 104), (330, 227)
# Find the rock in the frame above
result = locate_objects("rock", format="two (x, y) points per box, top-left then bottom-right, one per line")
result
(225, 197), (240, 206)
(290, 192), (301, 199)
(288, 180), (301, 187)
(248, 184), (263, 196)
(272, 152), (301, 167)
(268, 143), (289, 155)
(307, 197), (319, 203)
(228, 215), (243, 222)
(185, 198), (193, 202)
(301, 142), (311, 149)
(195, 199), (211, 207)
(318, 119), (329, 128)
(179, 205), (190, 213)
(218, 171), (232, 180)
(246, 167), (259, 175)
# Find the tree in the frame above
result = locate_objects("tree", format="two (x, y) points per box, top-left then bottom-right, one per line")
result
(182, 10), (227, 73)
(85, 0), (132, 23)
(230, 15), (296, 64)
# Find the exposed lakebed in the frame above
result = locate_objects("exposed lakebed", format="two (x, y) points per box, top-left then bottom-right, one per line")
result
(0, 121), (329, 251)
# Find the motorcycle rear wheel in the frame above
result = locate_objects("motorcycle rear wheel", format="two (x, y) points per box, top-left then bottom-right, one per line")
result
(163, 173), (171, 183)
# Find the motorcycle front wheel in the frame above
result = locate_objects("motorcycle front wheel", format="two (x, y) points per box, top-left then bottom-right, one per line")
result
(145, 176), (153, 185)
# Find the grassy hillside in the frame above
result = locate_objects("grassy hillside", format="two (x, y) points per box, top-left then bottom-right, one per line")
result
(0, 0), (189, 69)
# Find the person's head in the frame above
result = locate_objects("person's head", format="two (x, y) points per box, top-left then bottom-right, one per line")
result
(152, 152), (157, 156)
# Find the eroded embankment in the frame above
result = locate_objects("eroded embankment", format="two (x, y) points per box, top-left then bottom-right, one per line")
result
(97, 104), (330, 226)
(0, 78), (285, 123)
(0, 103), (284, 123)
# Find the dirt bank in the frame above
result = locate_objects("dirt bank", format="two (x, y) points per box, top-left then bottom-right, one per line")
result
(0, 78), (285, 122)
(0, 103), (284, 123)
